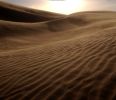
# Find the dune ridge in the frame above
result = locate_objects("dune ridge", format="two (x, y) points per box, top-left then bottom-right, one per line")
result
(0, 2), (116, 100)
(0, 1), (64, 22)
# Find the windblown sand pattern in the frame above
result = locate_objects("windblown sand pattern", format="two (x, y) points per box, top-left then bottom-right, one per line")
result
(0, 2), (116, 100)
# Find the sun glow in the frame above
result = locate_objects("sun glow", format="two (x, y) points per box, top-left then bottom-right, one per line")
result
(36, 0), (86, 14)
(47, 0), (86, 14)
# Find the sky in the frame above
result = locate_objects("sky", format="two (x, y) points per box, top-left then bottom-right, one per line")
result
(1, 0), (116, 14)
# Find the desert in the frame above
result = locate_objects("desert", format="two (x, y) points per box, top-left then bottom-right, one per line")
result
(0, 1), (116, 100)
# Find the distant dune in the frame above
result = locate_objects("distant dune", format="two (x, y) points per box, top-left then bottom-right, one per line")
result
(0, 1), (116, 100)
(0, 1), (64, 22)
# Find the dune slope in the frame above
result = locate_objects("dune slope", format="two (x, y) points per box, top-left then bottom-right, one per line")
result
(0, 1), (64, 22)
(0, 2), (116, 100)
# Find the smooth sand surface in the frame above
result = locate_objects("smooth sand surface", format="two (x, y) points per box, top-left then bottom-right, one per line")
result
(0, 2), (116, 100)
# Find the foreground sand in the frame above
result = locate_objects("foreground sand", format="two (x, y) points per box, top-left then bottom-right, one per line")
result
(0, 2), (116, 100)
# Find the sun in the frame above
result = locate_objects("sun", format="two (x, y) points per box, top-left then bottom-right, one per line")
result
(47, 0), (85, 14)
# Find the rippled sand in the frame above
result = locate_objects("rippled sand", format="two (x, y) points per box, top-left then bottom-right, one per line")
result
(0, 1), (116, 100)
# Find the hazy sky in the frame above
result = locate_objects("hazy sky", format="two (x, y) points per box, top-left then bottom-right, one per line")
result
(1, 0), (116, 14)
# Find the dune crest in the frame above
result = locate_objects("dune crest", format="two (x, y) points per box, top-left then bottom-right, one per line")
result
(0, 2), (116, 100)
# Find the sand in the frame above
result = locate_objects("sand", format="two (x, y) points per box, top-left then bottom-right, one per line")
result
(0, 1), (116, 100)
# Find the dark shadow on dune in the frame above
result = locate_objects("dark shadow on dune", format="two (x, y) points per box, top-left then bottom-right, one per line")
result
(0, 6), (57, 22)
(0, 1), (64, 23)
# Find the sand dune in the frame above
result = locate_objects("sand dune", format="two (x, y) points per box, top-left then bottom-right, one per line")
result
(0, 2), (116, 100)
(0, 1), (64, 22)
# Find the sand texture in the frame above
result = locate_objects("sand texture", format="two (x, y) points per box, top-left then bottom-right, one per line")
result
(0, 1), (116, 100)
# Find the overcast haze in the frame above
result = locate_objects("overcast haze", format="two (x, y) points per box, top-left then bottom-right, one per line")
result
(1, 0), (116, 14)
